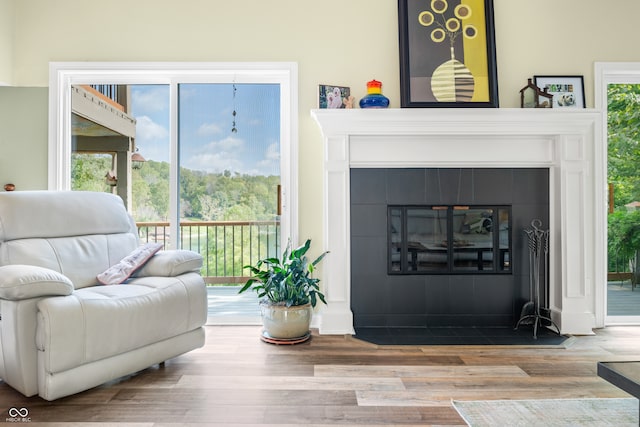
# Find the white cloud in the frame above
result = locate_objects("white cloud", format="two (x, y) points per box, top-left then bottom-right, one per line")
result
(187, 152), (243, 174)
(206, 136), (245, 152)
(197, 122), (223, 137)
(183, 137), (280, 176)
(131, 87), (168, 114)
(135, 115), (169, 143)
(184, 136), (246, 173)
(134, 116), (170, 162)
(256, 142), (280, 175)
(264, 142), (280, 161)
(138, 144), (169, 164)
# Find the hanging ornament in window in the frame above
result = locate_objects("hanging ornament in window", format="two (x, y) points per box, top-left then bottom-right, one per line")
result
(231, 84), (238, 133)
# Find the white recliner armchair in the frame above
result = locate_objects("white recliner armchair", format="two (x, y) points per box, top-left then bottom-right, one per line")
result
(0, 191), (207, 400)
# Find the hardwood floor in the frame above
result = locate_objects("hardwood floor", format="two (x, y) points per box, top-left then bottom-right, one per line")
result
(2, 325), (640, 425)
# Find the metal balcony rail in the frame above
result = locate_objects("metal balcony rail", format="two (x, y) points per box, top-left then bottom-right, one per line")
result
(137, 220), (280, 285)
(90, 84), (121, 105)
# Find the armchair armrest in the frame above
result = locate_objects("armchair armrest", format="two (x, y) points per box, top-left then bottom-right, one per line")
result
(133, 250), (203, 277)
(0, 265), (73, 300)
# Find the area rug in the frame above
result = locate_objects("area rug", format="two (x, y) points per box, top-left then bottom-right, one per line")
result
(452, 398), (638, 427)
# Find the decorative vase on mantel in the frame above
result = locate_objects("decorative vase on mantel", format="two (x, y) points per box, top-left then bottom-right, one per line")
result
(359, 79), (390, 109)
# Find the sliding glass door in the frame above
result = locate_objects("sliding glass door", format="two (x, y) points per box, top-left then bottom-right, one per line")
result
(596, 63), (640, 326)
(52, 63), (297, 323)
(177, 83), (281, 284)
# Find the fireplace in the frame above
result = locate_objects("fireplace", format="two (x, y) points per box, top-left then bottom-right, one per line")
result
(351, 167), (547, 328)
(312, 108), (605, 336)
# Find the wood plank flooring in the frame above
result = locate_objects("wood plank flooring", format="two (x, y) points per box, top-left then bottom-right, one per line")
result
(2, 325), (640, 425)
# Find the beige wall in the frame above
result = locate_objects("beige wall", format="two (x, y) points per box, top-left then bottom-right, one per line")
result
(0, 87), (48, 190)
(3, 0), (640, 242)
(0, 0), (14, 85)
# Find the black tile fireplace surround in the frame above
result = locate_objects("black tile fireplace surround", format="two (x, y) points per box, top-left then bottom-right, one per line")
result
(350, 168), (549, 329)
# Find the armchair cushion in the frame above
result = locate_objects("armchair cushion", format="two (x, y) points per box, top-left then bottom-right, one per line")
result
(97, 243), (163, 285)
(0, 265), (73, 300)
(134, 250), (203, 277)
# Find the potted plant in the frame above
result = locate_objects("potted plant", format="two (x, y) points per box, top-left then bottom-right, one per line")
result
(239, 239), (328, 342)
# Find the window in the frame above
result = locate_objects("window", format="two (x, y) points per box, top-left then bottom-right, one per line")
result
(389, 205), (511, 274)
(49, 62), (299, 249)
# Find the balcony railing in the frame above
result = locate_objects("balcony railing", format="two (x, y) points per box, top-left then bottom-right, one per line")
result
(137, 220), (280, 285)
(88, 84), (122, 108)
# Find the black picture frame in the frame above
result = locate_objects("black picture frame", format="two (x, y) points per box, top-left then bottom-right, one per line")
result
(398, 0), (499, 108)
(533, 75), (586, 108)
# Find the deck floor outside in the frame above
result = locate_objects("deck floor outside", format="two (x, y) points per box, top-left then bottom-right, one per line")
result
(206, 281), (640, 326)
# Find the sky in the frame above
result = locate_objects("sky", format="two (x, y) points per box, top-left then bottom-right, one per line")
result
(130, 83), (281, 176)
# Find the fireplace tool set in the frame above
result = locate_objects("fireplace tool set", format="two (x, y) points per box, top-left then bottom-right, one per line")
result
(514, 219), (561, 339)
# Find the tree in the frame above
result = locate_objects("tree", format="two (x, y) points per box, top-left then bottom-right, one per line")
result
(608, 84), (640, 208)
(608, 210), (640, 280)
(133, 160), (171, 221)
(607, 84), (640, 276)
(71, 153), (111, 192)
(71, 156), (279, 222)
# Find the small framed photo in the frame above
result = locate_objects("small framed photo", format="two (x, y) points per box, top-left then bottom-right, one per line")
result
(534, 75), (585, 108)
(318, 85), (351, 109)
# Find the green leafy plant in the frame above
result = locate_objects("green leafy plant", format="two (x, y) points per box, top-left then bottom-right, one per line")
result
(608, 209), (640, 277)
(239, 239), (328, 307)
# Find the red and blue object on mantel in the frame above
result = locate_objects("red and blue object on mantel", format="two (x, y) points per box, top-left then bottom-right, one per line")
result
(359, 79), (390, 109)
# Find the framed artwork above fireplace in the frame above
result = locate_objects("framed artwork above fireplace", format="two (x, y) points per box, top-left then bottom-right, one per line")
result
(398, 0), (499, 108)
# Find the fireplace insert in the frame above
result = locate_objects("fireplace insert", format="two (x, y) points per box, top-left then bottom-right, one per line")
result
(389, 205), (511, 274)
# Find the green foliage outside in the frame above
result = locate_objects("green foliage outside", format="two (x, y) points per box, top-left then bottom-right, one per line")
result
(129, 160), (279, 222)
(73, 155), (279, 222)
(72, 155), (280, 283)
(608, 210), (640, 273)
(71, 153), (112, 192)
(608, 84), (640, 274)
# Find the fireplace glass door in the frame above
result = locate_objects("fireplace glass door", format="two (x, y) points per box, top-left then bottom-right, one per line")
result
(389, 205), (511, 274)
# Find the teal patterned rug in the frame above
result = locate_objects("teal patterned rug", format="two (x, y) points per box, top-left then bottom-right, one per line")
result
(452, 398), (638, 427)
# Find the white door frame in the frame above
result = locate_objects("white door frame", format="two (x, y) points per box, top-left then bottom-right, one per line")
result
(595, 62), (640, 325)
(48, 62), (299, 248)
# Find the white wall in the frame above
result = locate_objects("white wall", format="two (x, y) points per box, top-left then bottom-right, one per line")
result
(4, 0), (640, 244)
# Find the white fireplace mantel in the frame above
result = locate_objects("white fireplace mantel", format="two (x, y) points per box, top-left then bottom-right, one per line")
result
(311, 108), (606, 336)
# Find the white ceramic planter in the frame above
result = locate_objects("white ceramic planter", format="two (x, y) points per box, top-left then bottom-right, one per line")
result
(260, 302), (312, 339)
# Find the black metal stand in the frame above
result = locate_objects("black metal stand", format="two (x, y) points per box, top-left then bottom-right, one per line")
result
(515, 308), (560, 339)
(514, 219), (561, 339)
